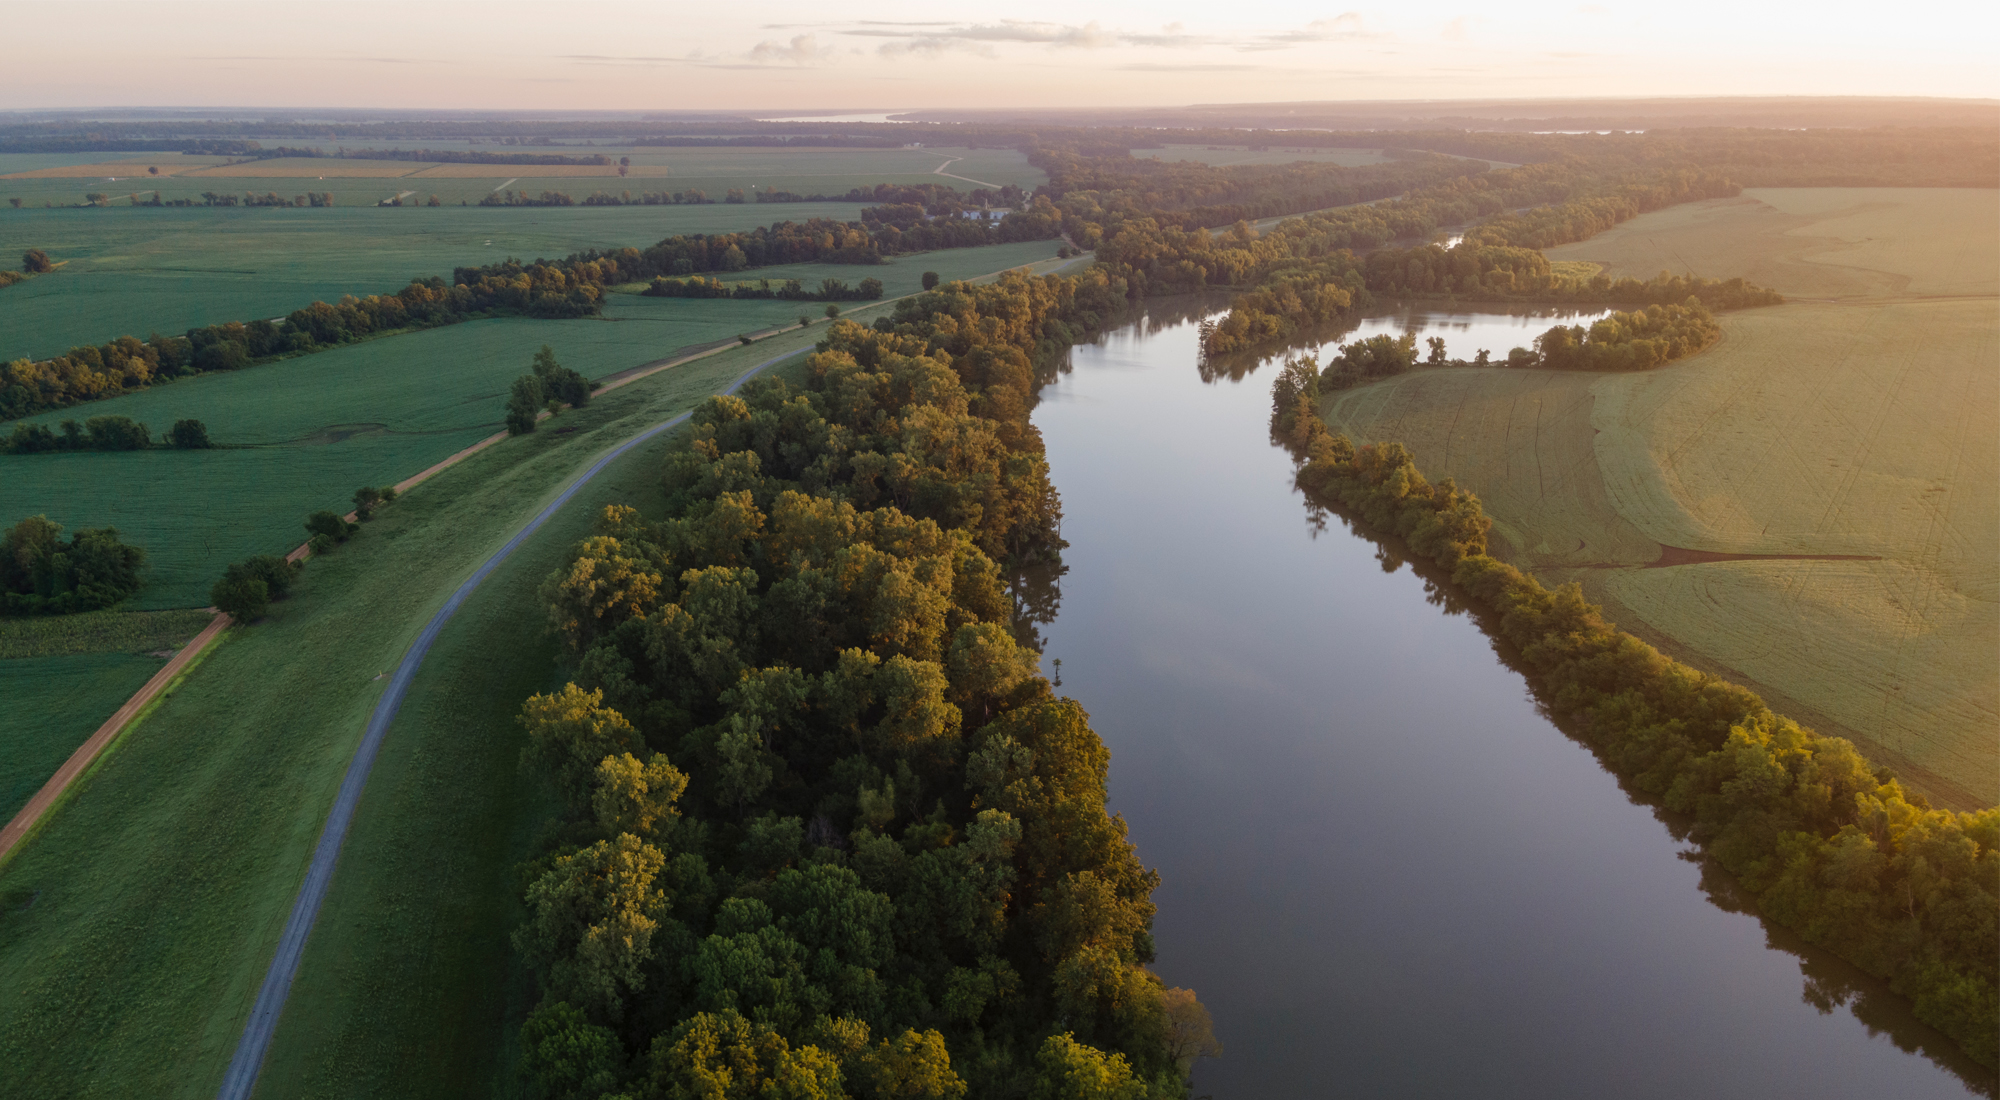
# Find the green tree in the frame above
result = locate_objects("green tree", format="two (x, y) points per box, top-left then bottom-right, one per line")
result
(920, 271), (939, 291)
(532, 345), (592, 408)
(518, 1001), (624, 1100)
(519, 683), (645, 814)
(824, 303), (841, 319)
(84, 415), (149, 450)
(593, 751), (689, 840)
(211, 575), (269, 621)
(646, 1011), (845, 1100)
(857, 1029), (966, 1099)
(166, 419), (211, 449)
(305, 510), (354, 546)
(516, 833), (671, 1019)
(1029, 1034), (1146, 1100)
(352, 485), (386, 520)
(507, 373), (546, 435)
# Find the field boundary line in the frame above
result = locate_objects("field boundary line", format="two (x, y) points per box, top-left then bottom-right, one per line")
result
(933, 156), (1001, 189)
(0, 611), (231, 865)
(214, 343), (812, 1100)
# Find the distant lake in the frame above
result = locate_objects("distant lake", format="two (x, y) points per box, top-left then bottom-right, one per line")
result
(1025, 305), (1991, 1098)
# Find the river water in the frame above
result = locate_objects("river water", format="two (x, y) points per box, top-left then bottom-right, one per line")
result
(1027, 307), (1990, 1097)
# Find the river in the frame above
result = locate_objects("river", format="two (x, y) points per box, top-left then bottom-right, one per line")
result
(1026, 306), (1990, 1097)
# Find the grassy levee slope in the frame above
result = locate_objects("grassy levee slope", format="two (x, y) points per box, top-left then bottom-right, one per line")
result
(0, 201), (867, 359)
(0, 238), (1065, 610)
(0, 325), (826, 1100)
(1326, 187), (1998, 808)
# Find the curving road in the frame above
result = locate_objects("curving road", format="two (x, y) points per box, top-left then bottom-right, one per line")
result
(215, 346), (808, 1100)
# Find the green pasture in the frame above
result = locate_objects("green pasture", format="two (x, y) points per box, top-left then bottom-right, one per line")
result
(0, 322), (832, 1100)
(0, 201), (866, 359)
(0, 652), (165, 822)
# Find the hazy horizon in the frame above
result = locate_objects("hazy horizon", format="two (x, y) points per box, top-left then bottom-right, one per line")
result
(7, 1), (1995, 111)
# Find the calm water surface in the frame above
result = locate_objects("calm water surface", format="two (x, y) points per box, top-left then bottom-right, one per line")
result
(1029, 308), (1988, 1098)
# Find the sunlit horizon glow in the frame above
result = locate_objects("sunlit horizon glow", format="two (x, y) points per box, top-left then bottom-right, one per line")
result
(4, 0), (1995, 112)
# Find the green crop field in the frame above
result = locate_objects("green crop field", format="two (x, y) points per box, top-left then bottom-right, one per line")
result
(0, 145), (1044, 224)
(1325, 187), (1999, 809)
(0, 652), (169, 822)
(0, 237), (1065, 609)
(0, 319), (836, 1099)
(0, 201), (870, 359)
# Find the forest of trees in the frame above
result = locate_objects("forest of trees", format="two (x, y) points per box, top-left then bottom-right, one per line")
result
(1265, 375), (1998, 1070)
(0, 515), (145, 616)
(509, 270), (1225, 1097)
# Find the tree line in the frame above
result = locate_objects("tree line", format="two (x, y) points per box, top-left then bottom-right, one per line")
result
(0, 201), (1065, 423)
(1267, 374), (1998, 1072)
(508, 268), (1217, 1098)
(5, 414), (210, 453)
(1175, 164), (1777, 359)
(642, 276), (886, 303)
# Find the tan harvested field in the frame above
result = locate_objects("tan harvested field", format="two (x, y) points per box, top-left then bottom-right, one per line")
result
(1545, 187), (1998, 300)
(180, 157), (437, 178)
(0, 156), (230, 179)
(1329, 187), (2000, 808)
(408, 162), (672, 178)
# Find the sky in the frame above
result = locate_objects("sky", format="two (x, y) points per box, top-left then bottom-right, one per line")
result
(3, 0), (1995, 111)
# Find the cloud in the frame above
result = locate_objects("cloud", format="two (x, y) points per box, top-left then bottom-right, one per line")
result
(1443, 16), (1471, 41)
(748, 34), (827, 65)
(1259, 13), (1371, 44)
(853, 18), (1214, 57)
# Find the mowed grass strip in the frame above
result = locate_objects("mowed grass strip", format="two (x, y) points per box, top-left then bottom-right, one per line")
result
(246, 358), (808, 1100)
(0, 319), (836, 1099)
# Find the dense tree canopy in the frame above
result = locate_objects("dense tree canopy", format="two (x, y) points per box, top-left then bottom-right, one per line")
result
(1, 515), (145, 616)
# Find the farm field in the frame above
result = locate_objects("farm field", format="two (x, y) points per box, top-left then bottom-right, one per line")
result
(1141, 143), (1393, 168)
(0, 201), (866, 359)
(1325, 187), (1999, 809)
(0, 145), (1044, 213)
(0, 653), (167, 823)
(0, 322), (837, 1099)
(0, 237), (1063, 608)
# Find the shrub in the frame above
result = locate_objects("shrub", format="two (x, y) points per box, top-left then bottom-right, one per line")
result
(305, 510), (354, 543)
(823, 303), (841, 319)
(921, 270), (940, 290)
(353, 486), (388, 520)
(858, 277), (884, 299)
(506, 374), (545, 435)
(22, 248), (52, 273)
(166, 419), (212, 449)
